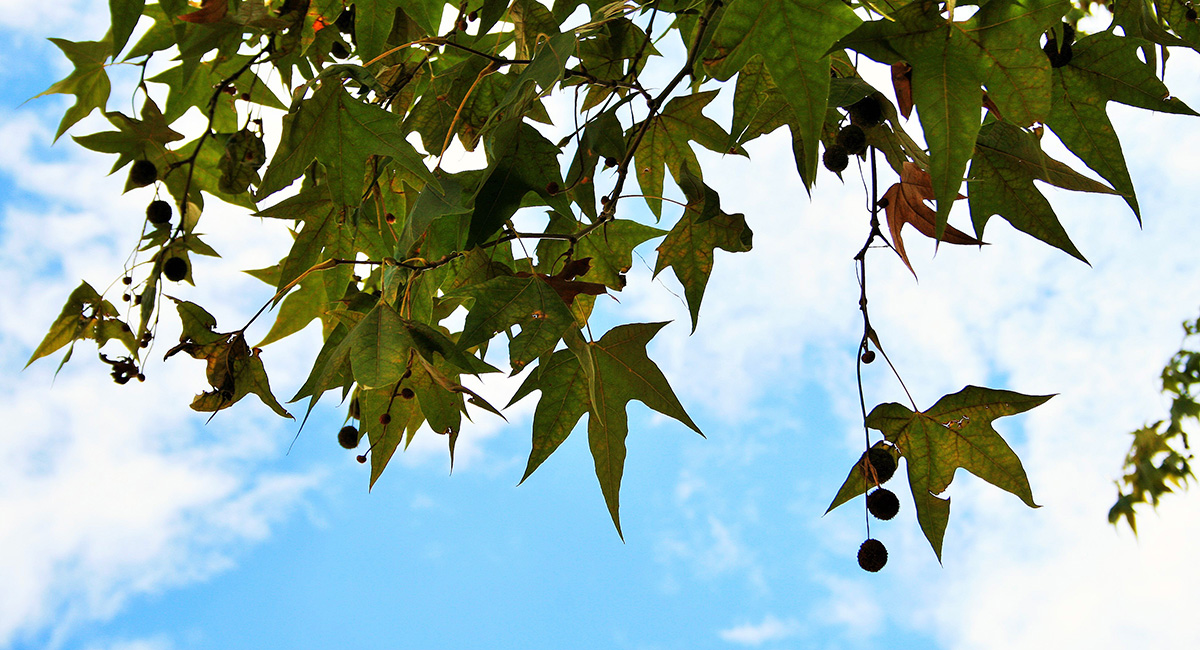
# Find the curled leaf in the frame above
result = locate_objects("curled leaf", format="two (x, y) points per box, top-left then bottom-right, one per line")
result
(881, 162), (982, 276)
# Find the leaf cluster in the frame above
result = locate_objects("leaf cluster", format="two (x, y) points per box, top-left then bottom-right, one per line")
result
(26, 0), (1200, 546)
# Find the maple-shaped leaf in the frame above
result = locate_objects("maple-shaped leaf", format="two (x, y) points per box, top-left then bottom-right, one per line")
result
(881, 162), (981, 276)
(866, 386), (1052, 560)
(585, 323), (702, 537)
(653, 164), (753, 332)
(258, 80), (437, 211)
(451, 274), (576, 372)
(536, 213), (665, 290)
(358, 381), (421, 488)
(969, 119), (1119, 262)
(1046, 32), (1197, 223)
(728, 56), (793, 148)
(634, 91), (735, 218)
(36, 37), (112, 140)
(256, 187), (354, 295)
(705, 0), (861, 187)
(507, 323), (701, 537)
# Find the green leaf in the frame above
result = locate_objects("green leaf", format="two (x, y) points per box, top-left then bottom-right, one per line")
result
(1046, 32), (1198, 222)
(705, 0), (860, 187)
(110, 0), (146, 57)
(37, 37), (112, 140)
(467, 120), (570, 248)
(536, 213), (666, 290)
(255, 187), (353, 294)
(653, 165), (753, 332)
(585, 322), (702, 537)
(969, 119), (1117, 262)
(358, 382), (421, 488)
(634, 91), (734, 218)
(866, 386), (1052, 560)
(508, 348), (590, 484)
(452, 275), (576, 372)
(258, 81), (437, 211)
(72, 99), (183, 175)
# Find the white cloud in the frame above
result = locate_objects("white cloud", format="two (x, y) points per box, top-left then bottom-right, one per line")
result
(718, 614), (801, 646)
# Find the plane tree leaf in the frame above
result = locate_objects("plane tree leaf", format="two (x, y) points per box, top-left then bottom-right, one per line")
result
(36, 37), (112, 140)
(634, 91), (735, 218)
(1046, 32), (1198, 222)
(653, 165), (753, 332)
(259, 80), (437, 211)
(881, 162), (980, 276)
(969, 119), (1119, 262)
(865, 386), (1053, 560)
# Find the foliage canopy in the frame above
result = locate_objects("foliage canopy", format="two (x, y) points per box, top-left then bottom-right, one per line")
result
(29, 0), (1200, 561)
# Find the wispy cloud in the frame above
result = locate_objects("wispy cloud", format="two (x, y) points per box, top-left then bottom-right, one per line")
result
(718, 614), (801, 646)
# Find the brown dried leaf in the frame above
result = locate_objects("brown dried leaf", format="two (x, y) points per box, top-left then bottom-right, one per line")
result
(881, 162), (982, 276)
(891, 62), (913, 119)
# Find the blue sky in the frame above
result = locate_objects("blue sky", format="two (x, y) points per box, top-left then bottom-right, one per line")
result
(3, 3), (1200, 650)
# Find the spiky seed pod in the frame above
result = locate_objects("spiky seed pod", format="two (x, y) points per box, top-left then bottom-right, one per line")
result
(338, 425), (359, 449)
(823, 144), (849, 173)
(146, 200), (172, 224)
(128, 160), (158, 187)
(867, 447), (897, 484)
(163, 256), (188, 282)
(848, 96), (884, 127)
(867, 488), (900, 521)
(836, 124), (868, 156)
(858, 538), (888, 572)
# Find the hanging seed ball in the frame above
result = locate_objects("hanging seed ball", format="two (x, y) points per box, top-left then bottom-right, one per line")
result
(379, 413), (392, 425)
(867, 447), (897, 484)
(823, 143), (849, 173)
(338, 425), (359, 450)
(848, 96), (884, 128)
(356, 454), (367, 464)
(858, 538), (888, 572)
(400, 387), (415, 399)
(128, 160), (159, 187)
(163, 256), (188, 282)
(1189, 8), (1198, 21)
(861, 349), (876, 364)
(836, 124), (868, 156)
(867, 488), (900, 521)
(330, 41), (350, 60)
(146, 200), (172, 224)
